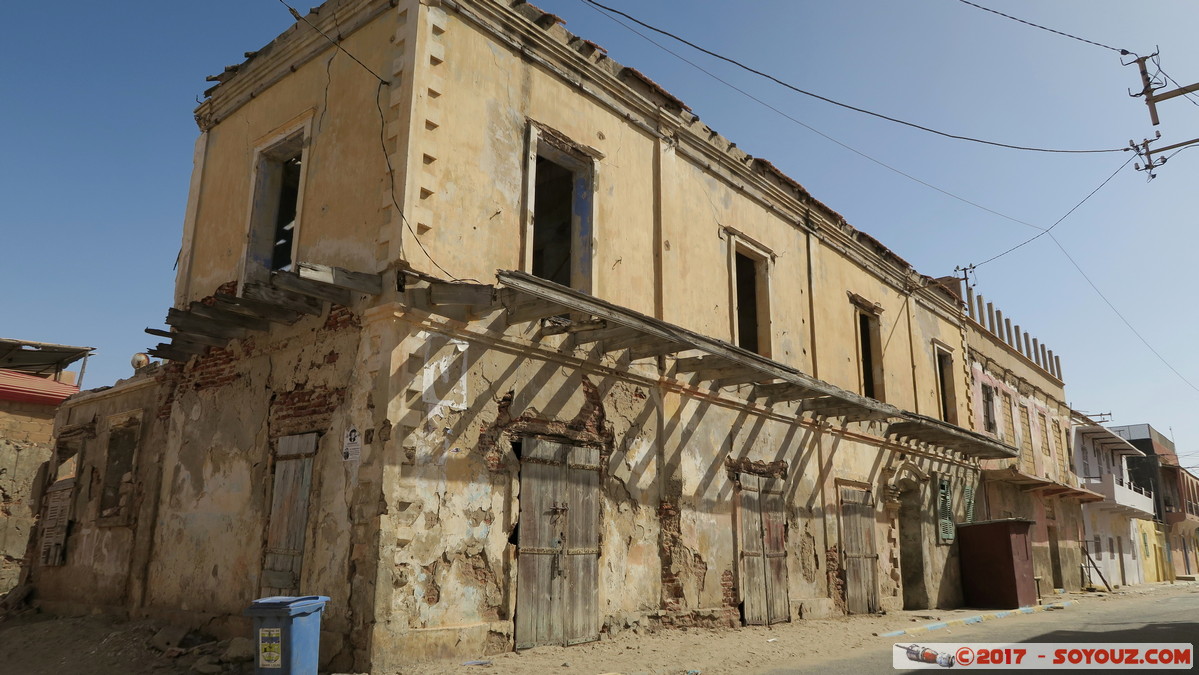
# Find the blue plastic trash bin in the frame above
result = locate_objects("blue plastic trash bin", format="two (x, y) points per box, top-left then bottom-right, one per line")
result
(244, 595), (330, 674)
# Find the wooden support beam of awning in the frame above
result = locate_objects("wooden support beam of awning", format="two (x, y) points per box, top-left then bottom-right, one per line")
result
(429, 281), (495, 307)
(243, 282), (324, 316)
(541, 318), (606, 337)
(214, 293), (303, 324)
(751, 382), (825, 402)
(270, 271), (353, 306)
(506, 298), (567, 324)
(148, 345), (195, 362)
(801, 396), (899, 422)
(145, 327), (228, 349)
(188, 301), (272, 332)
(574, 325), (641, 346)
(166, 308), (250, 340)
(888, 418), (1019, 460)
(627, 338), (691, 360)
(297, 262), (382, 295)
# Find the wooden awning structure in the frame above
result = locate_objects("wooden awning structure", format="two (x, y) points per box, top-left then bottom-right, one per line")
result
(1076, 424), (1144, 457)
(417, 269), (1018, 461)
(145, 263), (382, 362)
(981, 467), (1105, 503)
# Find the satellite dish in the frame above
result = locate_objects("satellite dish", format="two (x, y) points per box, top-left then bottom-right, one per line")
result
(131, 353), (151, 370)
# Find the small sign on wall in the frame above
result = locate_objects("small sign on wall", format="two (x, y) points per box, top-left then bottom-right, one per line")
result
(342, 426), (361, 462)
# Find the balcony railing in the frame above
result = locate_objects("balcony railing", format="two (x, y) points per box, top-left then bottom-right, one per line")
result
(1083, 474), (1154, 517)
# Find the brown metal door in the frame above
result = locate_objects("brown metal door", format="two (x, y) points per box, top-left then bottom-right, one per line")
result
(738, 474), (790, 625)
(515, 439), (600, 649)
(839, 486), (878, 614)
(261, 433), (317, 596)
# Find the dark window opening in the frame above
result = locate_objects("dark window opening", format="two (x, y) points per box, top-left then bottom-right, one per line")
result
(936, 350), (958, 424)
(735, 252), (760, 354)
(532, 156), (574, 288)
(271, 155), (302, 272)
(981, 384), (997, 433)
(859, 312), (877, 399)
(100, 422), (139, 518)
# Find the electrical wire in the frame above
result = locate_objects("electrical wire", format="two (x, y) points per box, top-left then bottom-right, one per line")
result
(968, 154), (1134, 269)
(1049, 232), (1199, 395)
(277, 0), (388, 84)
(580, 0), (1125, 154)
(276, 0), (475, 283)
(575, 0), (1052, 234)
(954, 0), (1129, 55)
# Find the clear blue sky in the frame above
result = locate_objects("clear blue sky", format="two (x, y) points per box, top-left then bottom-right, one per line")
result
(4, 1), (1198, 464)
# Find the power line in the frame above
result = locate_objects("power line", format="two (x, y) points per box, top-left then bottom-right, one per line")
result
(275, 0), (475, 282)
(575, 0), (1053, 234)
(968, 154), (1134, 269)
(277, 0), (388, 84)
(581, 0), (1126, 154)
(1049, 233), (1199, 395)
(954, 0), (1130, 55)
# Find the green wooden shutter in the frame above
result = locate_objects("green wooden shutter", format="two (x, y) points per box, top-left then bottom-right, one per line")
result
(964, 484), (976, 524)
(938, 477), (955, 543)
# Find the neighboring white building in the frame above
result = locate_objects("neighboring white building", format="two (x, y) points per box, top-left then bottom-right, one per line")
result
(1073, 419), (1155, 588)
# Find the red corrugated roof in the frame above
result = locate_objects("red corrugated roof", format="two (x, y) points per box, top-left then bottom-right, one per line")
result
(0, 369), (79, 406)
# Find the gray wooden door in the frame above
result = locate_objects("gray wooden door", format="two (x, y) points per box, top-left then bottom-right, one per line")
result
(514, 439), (600, 649)
(839, 486), (878, 614)
(738, 474), (790, 625)
(261, 433), (317, 596)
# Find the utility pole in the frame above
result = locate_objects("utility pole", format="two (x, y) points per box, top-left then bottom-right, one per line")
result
(1127, 53), (1199, 175)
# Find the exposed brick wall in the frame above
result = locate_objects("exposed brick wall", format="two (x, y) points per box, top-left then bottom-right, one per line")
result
(0, 400), (57, 445)
(323, 304), (361, 331)
(270, 386), (348, 438)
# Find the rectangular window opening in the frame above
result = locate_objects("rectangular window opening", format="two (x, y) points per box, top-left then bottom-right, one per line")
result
(272, 155), (302, 272)
(247, 130), (306, 283)
(735, 251), (761, 354)
(100, 420), (139, 518)
(935, 349), (958, 424)
(532, 155), (575, 288)
(857, 311), (882, 400)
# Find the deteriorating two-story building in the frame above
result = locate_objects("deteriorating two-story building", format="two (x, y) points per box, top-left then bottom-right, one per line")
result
(25, 0), (1034, 670)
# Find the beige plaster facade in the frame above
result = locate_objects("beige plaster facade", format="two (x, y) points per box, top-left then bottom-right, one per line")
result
(27, 1), (1032, 670)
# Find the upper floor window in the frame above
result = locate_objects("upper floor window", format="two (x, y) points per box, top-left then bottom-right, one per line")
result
(981, 384), (997, 434)
(245, 124), (309, 285)
(524, 122), (596, 293)
(849, 294), (884, 401)
(934, 344), (958, 424)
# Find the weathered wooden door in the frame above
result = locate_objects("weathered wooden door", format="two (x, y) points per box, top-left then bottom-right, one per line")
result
(738, 474), (790, 625)
(261, 433), (317, 596)
(515, 439), (600, 649)
(839, 485), (878, 614)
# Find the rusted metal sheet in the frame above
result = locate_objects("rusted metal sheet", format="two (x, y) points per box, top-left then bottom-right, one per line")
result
(260, 433), (317, 596)
(515, 438), (600, 649)
(840, 486), (878, 614)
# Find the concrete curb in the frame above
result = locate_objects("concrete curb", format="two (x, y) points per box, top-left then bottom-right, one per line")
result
(875, 601), (1076, 638)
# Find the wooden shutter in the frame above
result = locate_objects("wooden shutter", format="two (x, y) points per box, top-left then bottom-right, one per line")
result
(938, 477), (955, 543)
(839, 486), (878, 614)
(760, 477), (790, 624)
(564, 445), (600, 645)
(963, 484), (975, 524)
(39, 479), (75, 566)
(515, 439), (600, 649)
(738, 474), (767, 626)
(261, 433), (317, 596)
